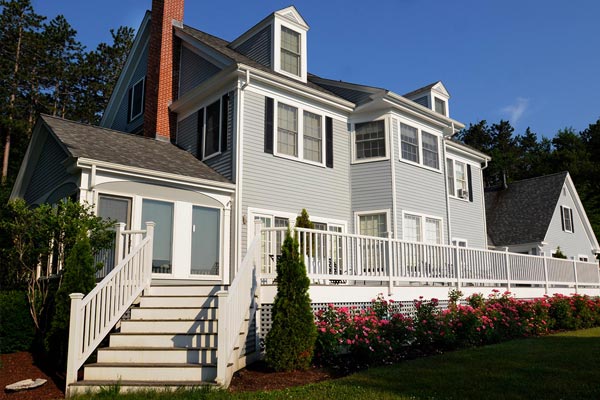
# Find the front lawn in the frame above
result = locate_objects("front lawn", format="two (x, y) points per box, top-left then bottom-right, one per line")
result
(74, 327), (600, 400)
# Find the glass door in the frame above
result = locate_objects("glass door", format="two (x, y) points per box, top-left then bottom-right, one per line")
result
(190, 206), (220, 276)
(141, 199), (174, 274)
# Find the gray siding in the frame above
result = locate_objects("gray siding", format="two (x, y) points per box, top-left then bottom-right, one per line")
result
(24, 133), (72, 204)
(234, 25), (272, 68)
(351, 161), (392, 215)
(241, 90), (352, 248)
(176, 91), (234, 181)
(179, 46), (221, 97)
(448, 165), (487, 248)
(542, 185), (597, 261)
(111, 44), (149, 133)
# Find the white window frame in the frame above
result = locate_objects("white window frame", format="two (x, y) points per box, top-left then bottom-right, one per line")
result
(561, 205), (574, 233)
(273, 99), (327, 167)
(398, 120), (441, 173)
(434, 97), (447, 117)
(452, 238), (468, 247)
(578, 255), (589, 262)
(128, 77), (145, 122)
(354, 209), (391, 238)
(351, 118), (389, 164)
(200, 98), (223, 161)
(273, 19), (307, 82)
(446, 156), (470, 201)
(401, 210), (444, 244)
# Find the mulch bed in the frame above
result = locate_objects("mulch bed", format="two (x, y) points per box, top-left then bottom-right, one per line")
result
(0, 352), (64, 400)
(1, 353), (336, 399)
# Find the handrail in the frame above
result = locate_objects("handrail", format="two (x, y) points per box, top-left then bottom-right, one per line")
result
(65, 222), (155, 393)
(215, 220), (262, 387)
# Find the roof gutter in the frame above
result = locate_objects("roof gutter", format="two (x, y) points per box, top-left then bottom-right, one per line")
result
(75, 158), (236, 192)
(385, 92), (465, 133)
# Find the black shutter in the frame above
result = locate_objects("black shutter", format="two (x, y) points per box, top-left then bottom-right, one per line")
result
(570, 209), (574, 233)
(326, 116), (333, 168)
(127, 87), (133, 122)
(467, 164), (473, 202)
(560, 206), (565, 231)
(264, 97), (274, 154)
(221, 93), (229, 152)
(197, 108), (204, 160)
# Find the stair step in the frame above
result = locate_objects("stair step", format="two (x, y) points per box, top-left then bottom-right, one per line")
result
(69, 380), (217, 395)
(84, 363), (216, 382)
(110, 333), (218, 348)
(131, 307), (218, 320)
(97, 347), (217, 364)
(147, 285), (226, 296)
(120, 319), (218, 333)
(139, 295), (218, 308)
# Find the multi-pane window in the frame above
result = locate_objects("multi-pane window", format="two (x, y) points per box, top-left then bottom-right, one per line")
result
(422, 131), (439, 169)
(561, 206), (573, 233)
(452, 239), (468, 247)
(447, 158), (468, 198)
(424, 217), (442, 245)
(204, 100), (220, 158)
(128, 78), (144, 121)
(274, 217), (289, 254)
(277, 103), (298, 156)
(400, 123), (419, 163)
(434, 98), (446, 116)
(403, 214), (421, 242)
(281, 26), (301, 76)
(355, 120), (386, 160)
(359, 213), (387, 237)
(403, 213), (443, 244)
(303, 111), (322, 162)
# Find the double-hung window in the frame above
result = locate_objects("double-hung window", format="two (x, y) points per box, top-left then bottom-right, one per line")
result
(355, 120), (386, 160)
(400, 123), (419, 163)
(422, 131), (439, 169)
(561, 206), (574, 233)
(277, 103), (298, 157)
(400, 122), (440, 170)
(446, 158), (469, 199)
(358, 212), (387, 237)
(281, 26), (301, 76)
(197, 95), (229, 160)
(434, 97), (446, 116)
(403, 212), (442, 244)
(303, 111), (322, 162)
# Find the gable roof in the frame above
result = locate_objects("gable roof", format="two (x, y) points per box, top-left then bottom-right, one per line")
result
(484, 172), (568, 246)
(40, 114), (231, 184)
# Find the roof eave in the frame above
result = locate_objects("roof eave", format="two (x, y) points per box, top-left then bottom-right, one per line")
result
(386, 92), (464, 131)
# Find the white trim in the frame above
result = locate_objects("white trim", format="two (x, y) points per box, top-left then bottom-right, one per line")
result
(273, 17), (307, 83)
(401, 210), (444, 245)
(354, 209), (391, 237)
(452, 238), (468, 247)
(578, 254), (589, 262)
(351, 117), (390, 164)
(446, 156), (470, 201)
(389, 117), (399, 239)
(128, 77), (145, 122)
(561, 205), (574, 233)
(398, 120), (442, 173)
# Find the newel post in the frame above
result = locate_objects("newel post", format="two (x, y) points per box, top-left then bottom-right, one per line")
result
(144, 221), (155, 288)
(572, 259), (579, 294)
(504, 249), (511, 291)
(543, 256), (550, 294)
(455, 245), (462, 292)
(113, 222), (125, 266)
(215, 290), (229, 387)
(65, 293), (84, 394)
(387, 231), (394, 296)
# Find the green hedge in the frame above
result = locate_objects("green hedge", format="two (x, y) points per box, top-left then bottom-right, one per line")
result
(0, 290), (35, 353)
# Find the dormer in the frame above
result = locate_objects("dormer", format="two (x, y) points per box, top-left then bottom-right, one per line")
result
(403, 81), (450, 118)
(229, 6), (309, 83)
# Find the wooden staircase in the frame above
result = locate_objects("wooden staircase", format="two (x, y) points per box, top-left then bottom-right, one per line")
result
(69, 284), (241, 394)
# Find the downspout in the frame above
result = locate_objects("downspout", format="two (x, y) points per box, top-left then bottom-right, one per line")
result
(389, 116), (398, 238)
(234, 69), (249, 278)
(443, 124), (453, 244)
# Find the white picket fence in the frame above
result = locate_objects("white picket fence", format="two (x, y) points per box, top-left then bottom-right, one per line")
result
(259, 227), (600, 294)
(65, 222), (155, 391)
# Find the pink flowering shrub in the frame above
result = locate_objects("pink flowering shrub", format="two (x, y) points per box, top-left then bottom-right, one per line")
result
(314, 292), (600, 370)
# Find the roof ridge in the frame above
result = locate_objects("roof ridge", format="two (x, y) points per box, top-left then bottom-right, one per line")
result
(507, 171), (568, 185)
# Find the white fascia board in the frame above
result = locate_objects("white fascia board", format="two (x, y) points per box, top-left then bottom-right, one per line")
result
(75, 158), (235, 193)
(239, 65), (354, 112)
(175, 30), (232, 68)
(384, 92), (465, 132)
(445, 139), (491, 162)
(100, 11), (151, 128)
(274, 6), (309, 30)
(564, 173), (600, 251)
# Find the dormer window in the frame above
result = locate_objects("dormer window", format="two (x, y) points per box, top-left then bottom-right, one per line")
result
(434, 97), (446, 116)
(281, 26), (301, 76)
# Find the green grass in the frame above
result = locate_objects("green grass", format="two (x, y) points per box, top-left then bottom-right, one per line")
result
(74, 327), (600, 400)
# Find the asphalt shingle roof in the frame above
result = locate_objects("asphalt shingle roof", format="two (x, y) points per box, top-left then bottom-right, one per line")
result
(484, 172), (568, 246)
(41, 114), (231, 184)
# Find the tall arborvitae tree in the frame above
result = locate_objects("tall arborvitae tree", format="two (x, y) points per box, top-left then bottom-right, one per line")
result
(265, 230), (316, 371)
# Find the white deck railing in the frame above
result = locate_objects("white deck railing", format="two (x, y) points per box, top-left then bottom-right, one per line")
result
(215, 221), (262, 388)
(95, 223), (148, 280)
(65, 222), (155, 392)
(260, 227), (600, 293)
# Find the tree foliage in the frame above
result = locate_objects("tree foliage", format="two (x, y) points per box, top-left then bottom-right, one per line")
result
(265, 229), (317, 371)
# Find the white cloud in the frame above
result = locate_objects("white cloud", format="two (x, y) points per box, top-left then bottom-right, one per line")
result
(501, 98), (529, 125)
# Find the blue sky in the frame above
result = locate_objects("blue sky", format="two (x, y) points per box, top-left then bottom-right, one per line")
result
(32, 0), (600, 138)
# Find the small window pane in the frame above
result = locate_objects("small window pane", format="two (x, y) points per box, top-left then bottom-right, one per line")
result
(190, 206), (220, 275)
(563, 207), (573, 232)
(403, 214), (421, 242)
(400, 123), (419, 163)
(355, 120), (386, 159)
(359, 213), (387, 237)
(422, 132), (439, 169)
(142, 199), (173, 274)
(434, 98), (446, 115)
(303, 111), (322, 162)
(204, 100), (220, 158)
(446, 159), (455, 196)
(277, 103), (298, 156)
(97, 195), (131, 228)
(281, 27), (300, 76)
(130, 79), (144, 120)
(424, 217), (441, 244)
(455, 161), (467, 194)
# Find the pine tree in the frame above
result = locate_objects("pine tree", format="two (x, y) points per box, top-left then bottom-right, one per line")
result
(265, 230), (316, 371)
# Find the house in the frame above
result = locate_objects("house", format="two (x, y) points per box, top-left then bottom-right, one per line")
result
(485, 172), (600, 262)
(9, 0), (600, 395)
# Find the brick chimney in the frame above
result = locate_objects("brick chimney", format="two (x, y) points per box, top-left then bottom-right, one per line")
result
(143, 0), (184, 141)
